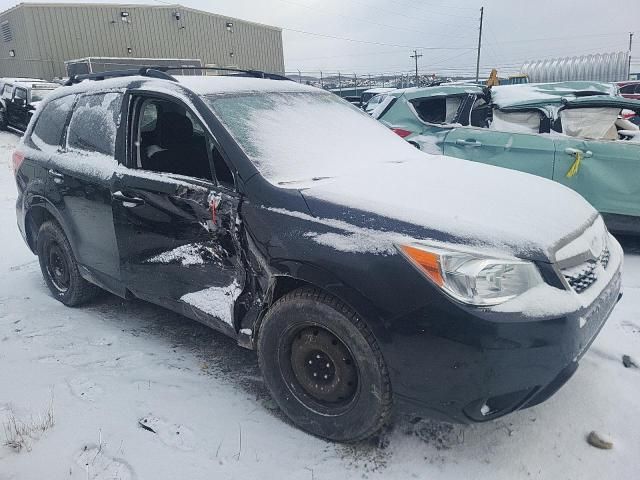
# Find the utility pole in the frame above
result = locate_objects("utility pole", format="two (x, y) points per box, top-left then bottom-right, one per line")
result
(410, 50), (422, 85)
(475, 6), (484, 84)
(629, 32), (634, 80)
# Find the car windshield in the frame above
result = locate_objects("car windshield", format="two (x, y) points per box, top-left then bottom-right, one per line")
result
(206, 91), (414, 185)
(31, 87), (56, 102)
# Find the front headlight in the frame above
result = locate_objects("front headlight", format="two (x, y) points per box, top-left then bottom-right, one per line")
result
(398, 243), (543, 306)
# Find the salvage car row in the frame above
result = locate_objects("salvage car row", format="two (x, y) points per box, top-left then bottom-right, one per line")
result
(10, 68), (629, 442)
(366, 81), (640, 234)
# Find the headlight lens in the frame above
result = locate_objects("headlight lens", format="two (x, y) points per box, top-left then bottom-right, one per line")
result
(399, 243), (543, 306)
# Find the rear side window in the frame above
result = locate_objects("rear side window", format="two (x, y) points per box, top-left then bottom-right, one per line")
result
(31, 95), (76, 149)
(410, 95), (463, 124)
(67, 92), (123, 157)
(370, 95), (396, 119)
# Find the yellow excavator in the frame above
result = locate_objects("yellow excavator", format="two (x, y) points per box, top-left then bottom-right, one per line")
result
(486, 69), (529, 86)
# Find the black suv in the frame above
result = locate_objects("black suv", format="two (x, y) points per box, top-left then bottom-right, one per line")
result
(13, 69), (622, 442)
(0, 78), (59, 132)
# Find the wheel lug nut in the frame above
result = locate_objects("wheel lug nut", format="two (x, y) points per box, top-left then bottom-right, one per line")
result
(326, 363), (330, 368)
(308, 360), (312, 364)
(316, 354), (321, 359)
(323, 374), (328, 379)
(313, 373), (317, 377)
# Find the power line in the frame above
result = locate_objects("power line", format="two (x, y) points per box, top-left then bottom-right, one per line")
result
(342, 0), (477, 23)
(276, 0), (475, 36)
(488, 31), (636, 45)
(282, 27), (475, 50)
(383, 0), (479, 14)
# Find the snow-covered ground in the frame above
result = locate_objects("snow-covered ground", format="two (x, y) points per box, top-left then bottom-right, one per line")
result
(0, 130), (638, 479)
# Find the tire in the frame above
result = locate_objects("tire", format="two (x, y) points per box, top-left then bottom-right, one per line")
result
(258, 287), (392, 442)
(0, 109), (7, 130)
(36, 221), (98, 306)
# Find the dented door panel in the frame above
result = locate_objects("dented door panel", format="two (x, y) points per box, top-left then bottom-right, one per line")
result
(443, 126), (556, 179)
(553, 138), (640, 218)
(111, 170), (244, 332)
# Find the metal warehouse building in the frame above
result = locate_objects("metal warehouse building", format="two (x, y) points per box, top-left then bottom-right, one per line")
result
(0, 2), (285, 79)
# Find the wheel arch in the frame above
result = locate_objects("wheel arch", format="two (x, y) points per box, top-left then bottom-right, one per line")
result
(23, 197), (74, 254)
(244, 261), (387, 349)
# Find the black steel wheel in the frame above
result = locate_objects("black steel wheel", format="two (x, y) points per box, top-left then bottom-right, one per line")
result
(283, 325), (359, 415)
(36, 221), (98, 306)
(258, 287), (392, 442)
(45, 242), (71, 293)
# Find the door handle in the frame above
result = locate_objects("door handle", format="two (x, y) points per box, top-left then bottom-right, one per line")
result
(48, 169), (64, 183)
(456, 139), (483, 147)
(564, 147), (593, 158)
(112, 190), (145, 207)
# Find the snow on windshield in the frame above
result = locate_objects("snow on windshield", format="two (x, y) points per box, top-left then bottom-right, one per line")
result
(207, 91), (414, 185)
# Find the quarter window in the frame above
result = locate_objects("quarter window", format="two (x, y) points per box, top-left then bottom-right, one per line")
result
(31, 95), (76, 149)
(67, 92), (123, 157)
(1, 84), (12, 99)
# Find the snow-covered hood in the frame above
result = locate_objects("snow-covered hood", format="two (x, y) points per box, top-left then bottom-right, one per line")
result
(299, 154), (598, 260)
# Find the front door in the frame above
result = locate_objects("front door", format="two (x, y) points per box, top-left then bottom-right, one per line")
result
(8, 87), (28, 130)
(112, 94), (244, 334)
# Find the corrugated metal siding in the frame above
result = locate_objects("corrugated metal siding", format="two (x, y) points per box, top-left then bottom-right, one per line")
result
(522, 52), (630, 83)
(0, 6), (44, 78)
(0, 3), (284, 79)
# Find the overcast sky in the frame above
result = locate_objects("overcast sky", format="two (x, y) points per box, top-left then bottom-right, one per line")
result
(1, 0), (638, 76)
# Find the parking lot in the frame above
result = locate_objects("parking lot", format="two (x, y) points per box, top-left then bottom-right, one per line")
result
(0, 126), (638, 478)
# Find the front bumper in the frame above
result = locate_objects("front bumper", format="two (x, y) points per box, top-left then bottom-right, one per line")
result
(388, 262), (622, 424)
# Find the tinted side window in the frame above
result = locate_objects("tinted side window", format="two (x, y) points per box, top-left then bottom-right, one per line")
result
(67, 92), (123, 156)
(31, 95), (76, 149)
(14, 88), (26, 101)
(1, 84), (12, 99)
(410, 95), (464, 125)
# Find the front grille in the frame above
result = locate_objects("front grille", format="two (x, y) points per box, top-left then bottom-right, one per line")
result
(562, 247), (610, 294)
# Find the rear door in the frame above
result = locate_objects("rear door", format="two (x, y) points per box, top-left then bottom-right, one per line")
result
(111, 93), (244, 334)
(443, 106), (556, 179)
(47, 91), (124, 294)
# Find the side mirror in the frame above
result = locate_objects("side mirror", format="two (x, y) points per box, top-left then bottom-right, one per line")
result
(14, 98), (25, 107)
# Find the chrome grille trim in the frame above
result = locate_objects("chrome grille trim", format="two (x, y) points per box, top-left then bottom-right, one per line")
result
(562, 247), (610, 294)
(552, 216), (611, 294)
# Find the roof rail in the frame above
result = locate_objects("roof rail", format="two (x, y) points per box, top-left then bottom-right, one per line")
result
(64, 68), (177, 86)
(161, 66), (290, 81)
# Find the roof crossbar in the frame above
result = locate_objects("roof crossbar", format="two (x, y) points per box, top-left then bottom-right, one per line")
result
(64, 68), (177, 86)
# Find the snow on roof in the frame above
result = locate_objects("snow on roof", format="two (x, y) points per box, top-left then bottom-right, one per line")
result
(391, 84), (484, 100)
(362, 87), (396, 95)
(0, 77), (47, 83)
(175, 76), (318, 95)
(491, 81), (618, 108)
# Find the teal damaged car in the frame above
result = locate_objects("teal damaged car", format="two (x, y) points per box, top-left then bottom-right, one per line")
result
(374, 82), (640, 233)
